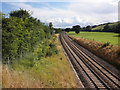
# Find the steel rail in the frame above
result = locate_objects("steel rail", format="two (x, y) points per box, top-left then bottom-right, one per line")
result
(65, 34), (120, 89)
(60, 33), (109, 89)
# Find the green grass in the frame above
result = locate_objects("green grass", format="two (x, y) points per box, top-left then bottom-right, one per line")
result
(68, 32), (119, 46)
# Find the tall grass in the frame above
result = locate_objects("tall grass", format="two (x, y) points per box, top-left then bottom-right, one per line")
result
(2, 34), (78, 88)
(70, 36), (120, 70)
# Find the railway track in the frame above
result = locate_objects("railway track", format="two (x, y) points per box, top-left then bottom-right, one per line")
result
(59, 32), (120, 89)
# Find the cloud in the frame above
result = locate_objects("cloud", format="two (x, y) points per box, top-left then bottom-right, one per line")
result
(67, 1), (118, 25)
(2, 0), (40, 2)
(6, 0), (118, 28)
(2, 0), (97, 2)
(69, 2), (117, 14)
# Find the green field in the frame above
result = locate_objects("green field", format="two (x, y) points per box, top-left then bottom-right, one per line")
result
(68, 32), (119, 46)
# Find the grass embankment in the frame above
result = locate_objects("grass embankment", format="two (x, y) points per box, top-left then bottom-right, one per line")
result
(69, 32), (119, 46)
(2, 35), (78, 88)
(68, 32), (120, 69)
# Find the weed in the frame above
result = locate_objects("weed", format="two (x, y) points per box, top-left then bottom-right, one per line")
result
(101, 42), (110, 48)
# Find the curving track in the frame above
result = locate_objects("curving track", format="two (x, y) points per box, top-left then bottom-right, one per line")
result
(59, 32), (120, 89)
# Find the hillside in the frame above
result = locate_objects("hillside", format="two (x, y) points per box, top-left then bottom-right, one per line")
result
(91, 21), (120, 32)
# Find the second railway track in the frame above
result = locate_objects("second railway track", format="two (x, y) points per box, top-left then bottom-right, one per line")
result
(59, 32), (120, 89)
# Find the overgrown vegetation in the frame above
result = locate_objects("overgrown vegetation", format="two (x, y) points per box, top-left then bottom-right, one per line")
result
(2, 35), (78, 88)
(2, 9), (78, 88)
(101, 42), (110, 48)
(2, 9), (57, 63)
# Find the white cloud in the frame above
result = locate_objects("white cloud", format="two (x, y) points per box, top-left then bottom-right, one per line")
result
(1, 0), (99, 2)
(6, 0), (119, 28)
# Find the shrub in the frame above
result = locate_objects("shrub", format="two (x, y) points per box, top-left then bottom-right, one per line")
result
(101, 42), (110, 48)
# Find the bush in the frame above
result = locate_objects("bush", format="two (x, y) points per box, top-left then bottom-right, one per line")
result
(101, 42), (110, 48)
(2, 9), (56, 63)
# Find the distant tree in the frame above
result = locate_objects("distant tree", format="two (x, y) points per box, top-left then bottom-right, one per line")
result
(49, 22), (53, 29)
(81, 27), (86, 31)
(49, 22), (53, 34)
(103, 24), (109, 32)
(54, 28), (62, 33)
(92, 25), (97, 28)
(86, 25), (91, 32)
(114, 23), (120, 33)
(65, 28), (71, 32)
(72, 25), (81, 34)
(37, 19), (40, 23)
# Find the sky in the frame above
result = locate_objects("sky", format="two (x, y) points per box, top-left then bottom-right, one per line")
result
(1, 0), (119, 28)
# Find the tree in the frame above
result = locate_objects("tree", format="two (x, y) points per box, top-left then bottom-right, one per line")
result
(10, 9), (31, 18)
(54, 28), (62, 33)
(72, 25), (81, 34)
(86, 25), (91, 32)
(49, 22), (53, 34)
(114, 23), (120, 33)
(103, 24), (109, 32)
(81, 27), (86, 31)
(65, 28), (71, 32)
(49, 22), (53, 29)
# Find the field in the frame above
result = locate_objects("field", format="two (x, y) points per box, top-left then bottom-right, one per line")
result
(68, 32), (119, 46)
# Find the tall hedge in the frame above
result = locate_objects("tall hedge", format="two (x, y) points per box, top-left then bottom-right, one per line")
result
(2, 9), (55, 62)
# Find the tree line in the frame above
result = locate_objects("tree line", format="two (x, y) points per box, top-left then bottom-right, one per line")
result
(54, 25), (81, 34)
(54, 22), (120, 34)
(81, 22), (120, 33)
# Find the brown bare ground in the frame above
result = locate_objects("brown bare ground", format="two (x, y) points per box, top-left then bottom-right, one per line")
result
(70, 36), (120, 69)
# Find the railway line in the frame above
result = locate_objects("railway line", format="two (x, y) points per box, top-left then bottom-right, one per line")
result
(59, 32), (120, 89)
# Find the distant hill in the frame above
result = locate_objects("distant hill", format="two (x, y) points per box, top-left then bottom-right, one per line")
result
(91, 22), (120, 33)
(56, 21), (120, 33)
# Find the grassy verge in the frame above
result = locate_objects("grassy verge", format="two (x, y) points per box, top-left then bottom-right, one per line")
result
(68, 32), (119, 46)
(2, 34), (78, 88)
(69, 35), (120, 70)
